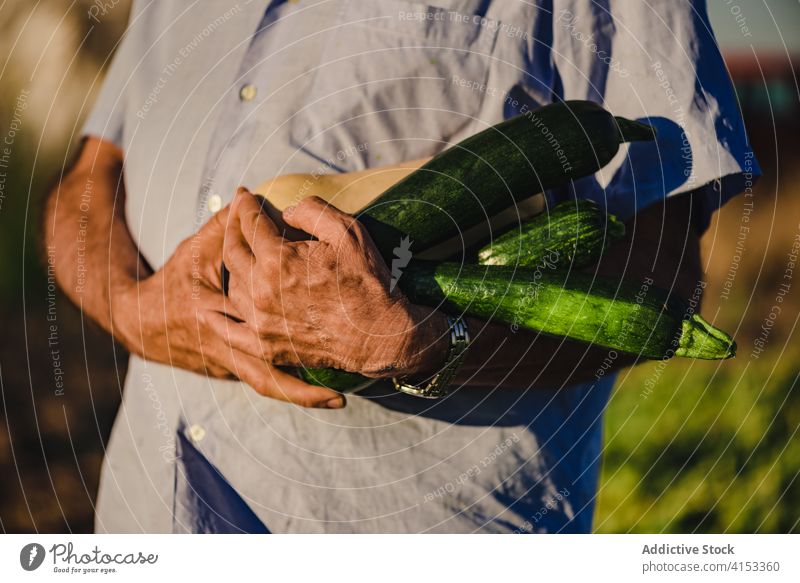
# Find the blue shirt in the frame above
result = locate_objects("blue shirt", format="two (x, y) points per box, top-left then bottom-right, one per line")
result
(83, 0), (757, 533)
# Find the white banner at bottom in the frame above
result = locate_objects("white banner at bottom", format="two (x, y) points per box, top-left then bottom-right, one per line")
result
(0, 534), (797, 582)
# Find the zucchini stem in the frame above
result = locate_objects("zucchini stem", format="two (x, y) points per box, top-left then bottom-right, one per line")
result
(675, 314), (737, 360)
(614, 117), (657, 143)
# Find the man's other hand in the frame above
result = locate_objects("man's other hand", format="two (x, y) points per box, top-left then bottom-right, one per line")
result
(112, 203), (345, 409)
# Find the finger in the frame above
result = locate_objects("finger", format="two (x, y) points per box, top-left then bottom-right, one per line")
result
(282, 195), (355, 246)
(195, 206), (232, 289)
(216, 343), (344, 408)
(202, 361), (233, 379)
(194, 286), (244, 322)
(222, 206), (258, 306)
(234, 187), (281, 255)
(202, 309), (313, 370)
(223, 264), (263, 327)
(200, 310), (344, 408)
(223, 210), (256, 271)
(244, 358), (345, 409)
(201, 309), (265, 359)
(203, 204), (232, 237)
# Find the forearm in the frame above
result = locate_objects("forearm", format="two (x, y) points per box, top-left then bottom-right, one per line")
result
(43, 138), (148, 336)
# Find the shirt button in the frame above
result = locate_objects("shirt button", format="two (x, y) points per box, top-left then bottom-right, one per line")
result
(208, 194), (223, 213)
(188, 424), (206, 443)
(239, 84), (257, 102)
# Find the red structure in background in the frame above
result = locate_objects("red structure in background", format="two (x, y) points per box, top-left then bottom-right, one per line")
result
(722, 51), (799, 176)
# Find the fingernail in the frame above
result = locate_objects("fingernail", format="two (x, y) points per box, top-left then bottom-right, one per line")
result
(321, 396), (345, 409)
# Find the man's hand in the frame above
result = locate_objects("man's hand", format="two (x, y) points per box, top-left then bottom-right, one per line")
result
(222, 189), (448, 378)
(113, 207), (346, 408)
(45, 138), (345, 409)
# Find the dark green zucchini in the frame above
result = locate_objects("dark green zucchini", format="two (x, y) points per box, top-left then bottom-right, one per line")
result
(357, 100), (653, 258)
(297, 367), (375, 392)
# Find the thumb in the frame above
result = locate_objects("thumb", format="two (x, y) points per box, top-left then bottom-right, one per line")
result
(202, 204), (232, 238)
(196, 205), (232, 291)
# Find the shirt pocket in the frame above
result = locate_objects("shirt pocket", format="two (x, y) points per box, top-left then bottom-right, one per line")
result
(289, 0), (499, 171)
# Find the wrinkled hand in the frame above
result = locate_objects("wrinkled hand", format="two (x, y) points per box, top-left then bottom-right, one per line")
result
(112, 205), (345, 408)
(222, 188), (446, 377)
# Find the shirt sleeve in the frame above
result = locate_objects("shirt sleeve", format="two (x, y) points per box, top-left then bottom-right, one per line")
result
(80, 27), (135, 150)
(550, 0), (760, 232)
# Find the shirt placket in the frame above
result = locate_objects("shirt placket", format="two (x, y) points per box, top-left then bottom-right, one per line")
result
(194, 4), (281, 224)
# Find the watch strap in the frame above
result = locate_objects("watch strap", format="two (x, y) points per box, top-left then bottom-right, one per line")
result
(392, 316), (470, 399)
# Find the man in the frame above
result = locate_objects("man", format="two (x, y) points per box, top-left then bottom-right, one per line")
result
(45, 1), (756, 532)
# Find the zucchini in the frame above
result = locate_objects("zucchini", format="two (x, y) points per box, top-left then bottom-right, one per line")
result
(297, 367), (376, 392)
(357, 100), (654, 258)
(477, 199), (625, 269)
(302, 261), (734, 390)
(400, 262), (735, 361)
(300, 200), (628, 390)
(293, 101), (657, 390)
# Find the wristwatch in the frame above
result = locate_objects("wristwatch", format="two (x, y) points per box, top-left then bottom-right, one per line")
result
(392, 316), (470, 399)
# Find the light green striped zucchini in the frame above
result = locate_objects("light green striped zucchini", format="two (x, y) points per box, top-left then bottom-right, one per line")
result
(477, 199), (625, 269)
(401, 262), (735, 361)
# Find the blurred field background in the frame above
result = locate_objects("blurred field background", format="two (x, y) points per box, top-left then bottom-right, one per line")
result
(0, 1), (798, 533)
